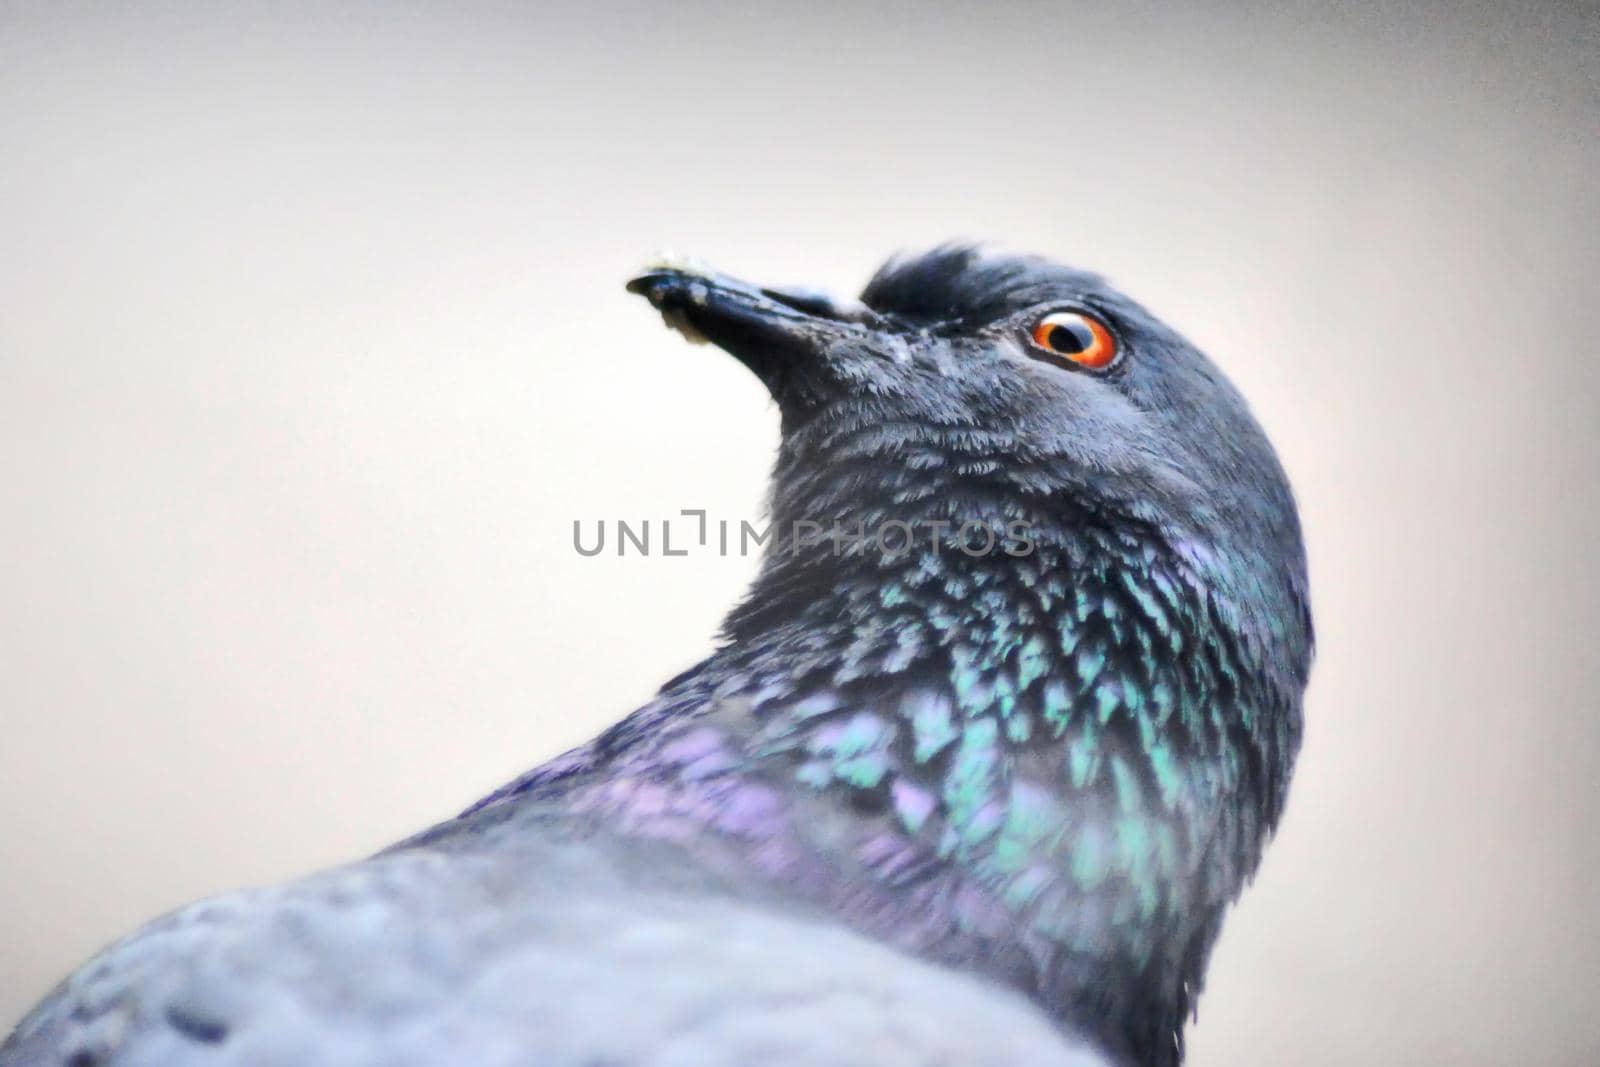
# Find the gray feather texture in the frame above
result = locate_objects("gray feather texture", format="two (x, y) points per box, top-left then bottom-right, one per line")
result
(6, 833), (1104, 1067)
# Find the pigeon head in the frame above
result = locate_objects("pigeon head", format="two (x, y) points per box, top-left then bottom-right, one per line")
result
(630, 245), (1310, 697)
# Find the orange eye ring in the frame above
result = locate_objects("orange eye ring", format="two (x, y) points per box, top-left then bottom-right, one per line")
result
(1029, 311), (1118, 370)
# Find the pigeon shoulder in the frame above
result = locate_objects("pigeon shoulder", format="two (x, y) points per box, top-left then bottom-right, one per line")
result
(2, 840), (1112, 1067)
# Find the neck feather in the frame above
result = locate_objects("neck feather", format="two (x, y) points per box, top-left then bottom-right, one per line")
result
(651, 508), (1298, 1066)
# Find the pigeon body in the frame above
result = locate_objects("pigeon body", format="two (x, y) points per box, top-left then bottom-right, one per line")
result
(3, 248), (1312, 1067)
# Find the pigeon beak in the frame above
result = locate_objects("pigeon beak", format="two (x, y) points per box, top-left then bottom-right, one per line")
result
(627, 261), (872, 393)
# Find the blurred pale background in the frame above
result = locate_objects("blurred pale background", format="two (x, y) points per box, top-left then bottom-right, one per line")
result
(1, 2), (1596, 1063)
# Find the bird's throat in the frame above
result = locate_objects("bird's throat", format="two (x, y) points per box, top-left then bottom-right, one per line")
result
(605, 515), (1292, 1067)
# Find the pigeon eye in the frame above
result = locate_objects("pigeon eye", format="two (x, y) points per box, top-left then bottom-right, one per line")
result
(1029, 311), (1118, 371)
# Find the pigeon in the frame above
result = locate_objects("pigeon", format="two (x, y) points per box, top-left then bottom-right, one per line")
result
(2, 246), (1313, 1067)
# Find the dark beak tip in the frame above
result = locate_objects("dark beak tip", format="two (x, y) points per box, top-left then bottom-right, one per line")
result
(627, 266), (719, 315)
(625, 273), (671, 306)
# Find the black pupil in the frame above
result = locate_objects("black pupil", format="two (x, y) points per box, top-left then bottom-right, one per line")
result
(1047, 320), (1092, 354)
